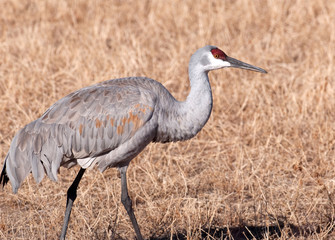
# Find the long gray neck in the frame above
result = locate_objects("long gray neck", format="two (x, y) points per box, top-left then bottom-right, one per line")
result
(156, 65), (213, 142)
(182, 68), (213, 135)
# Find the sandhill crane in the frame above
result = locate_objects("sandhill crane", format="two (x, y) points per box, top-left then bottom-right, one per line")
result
(0, 45), (267, 240)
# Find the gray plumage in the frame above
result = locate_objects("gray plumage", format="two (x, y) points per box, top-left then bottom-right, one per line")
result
(0, 45), (267, 240)
(6, 78), (162, 191)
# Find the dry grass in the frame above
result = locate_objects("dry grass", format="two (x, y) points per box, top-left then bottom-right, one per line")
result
(1, 0), (335, 239)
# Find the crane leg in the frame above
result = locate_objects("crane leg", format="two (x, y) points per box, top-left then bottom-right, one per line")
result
(60, 167), (86, 240)
(119, 166), (144, 240)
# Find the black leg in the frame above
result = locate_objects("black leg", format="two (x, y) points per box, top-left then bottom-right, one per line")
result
(0, 159), (9, 187)
(60, 167), (86, 240)
(119, 166), (143, 240)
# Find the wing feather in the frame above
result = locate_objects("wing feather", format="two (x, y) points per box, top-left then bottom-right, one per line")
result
(40, 81), (156, 162)
(4, 77), (160, 190)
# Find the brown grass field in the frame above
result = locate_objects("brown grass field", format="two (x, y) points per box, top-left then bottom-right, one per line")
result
(1, 0), (335, 239)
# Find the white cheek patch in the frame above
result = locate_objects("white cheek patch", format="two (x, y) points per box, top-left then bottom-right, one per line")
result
(209, 57), (231, 69)
(220, 60), (231, 67)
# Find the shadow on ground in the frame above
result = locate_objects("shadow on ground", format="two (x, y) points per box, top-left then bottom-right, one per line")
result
(147, 222), (334, 240)
(149, 225), (283, 240)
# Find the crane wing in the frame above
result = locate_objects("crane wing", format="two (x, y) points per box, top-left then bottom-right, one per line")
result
(5, 78), (160, 192)
(40, 82), (156, 157)
(8, 79), (157, 188)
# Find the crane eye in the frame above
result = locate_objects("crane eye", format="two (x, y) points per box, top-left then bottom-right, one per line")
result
(211, 48), (227, 60)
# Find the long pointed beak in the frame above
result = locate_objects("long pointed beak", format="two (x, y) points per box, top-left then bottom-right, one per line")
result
(226, 56), (267, 73)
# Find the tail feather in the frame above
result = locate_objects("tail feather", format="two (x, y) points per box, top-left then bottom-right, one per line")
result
(6, 133), (33, 193)
(0, 156), (10, 187)
(2, 122), (69, 193)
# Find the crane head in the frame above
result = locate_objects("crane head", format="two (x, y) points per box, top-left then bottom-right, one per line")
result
(195, 45), (267, 74)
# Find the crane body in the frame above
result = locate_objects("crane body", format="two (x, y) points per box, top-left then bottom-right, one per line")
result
(0, 45), (267, 240)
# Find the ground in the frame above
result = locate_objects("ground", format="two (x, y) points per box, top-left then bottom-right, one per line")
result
(1, 0), (335, 239)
